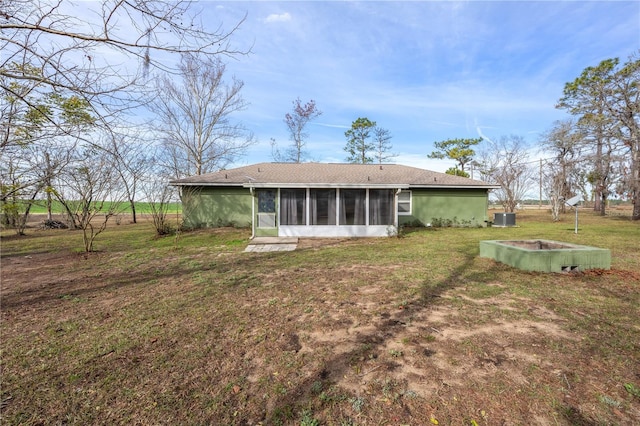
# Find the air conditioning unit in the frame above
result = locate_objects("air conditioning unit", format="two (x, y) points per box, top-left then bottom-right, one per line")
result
(494, 212), (516, 227)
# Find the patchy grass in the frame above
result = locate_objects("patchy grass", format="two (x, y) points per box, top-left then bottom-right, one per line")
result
(1, 209), (639, 425)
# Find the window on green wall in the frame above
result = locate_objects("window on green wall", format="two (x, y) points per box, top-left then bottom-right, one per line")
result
(398, 190), (411, 215)
(258, 190), (276, 213)
(257, 189), (276, 228)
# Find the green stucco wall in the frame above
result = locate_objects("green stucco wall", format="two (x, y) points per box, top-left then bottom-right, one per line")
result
(182, 186), (490, 231)
(399, 188), (489, 227)
(182, 186), (252, 229)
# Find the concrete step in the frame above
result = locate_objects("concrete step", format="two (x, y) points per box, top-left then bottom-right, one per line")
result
(249, 237), (299, 245)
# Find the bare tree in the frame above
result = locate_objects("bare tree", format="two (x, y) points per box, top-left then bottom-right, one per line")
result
(152, 54), (254, 178)
(544, 164), (568, 221)
(539, 120), (584, 219)
(280, 98), (322, 163)
(106, 134), (153, 223)
(142, 177), (177, 235)
(1, 0), (247, 134)
(1, 65), (95, 207)
(478, 135), (535, 213)
(0, 138), (75, 233)
(0, 148), (37, 234)
(61, 147), (124, 252)
(373, 127), (396, 164)
(1, 65), (89, 232)
(30, 138), (77, 223)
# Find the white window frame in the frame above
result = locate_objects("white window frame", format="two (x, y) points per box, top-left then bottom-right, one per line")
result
(257, 189), (277, 228)
(397, 190), (412, 216)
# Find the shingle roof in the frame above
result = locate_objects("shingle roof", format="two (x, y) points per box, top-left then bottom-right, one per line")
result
(170, 162), (499, 189)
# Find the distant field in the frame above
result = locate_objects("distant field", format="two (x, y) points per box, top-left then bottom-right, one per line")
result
(21, 200), (182, 215)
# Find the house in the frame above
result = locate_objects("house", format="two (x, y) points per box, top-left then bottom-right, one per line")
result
(170, 162), (500, 238)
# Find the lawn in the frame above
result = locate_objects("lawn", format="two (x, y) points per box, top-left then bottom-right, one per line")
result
(1, 209), (639, 425)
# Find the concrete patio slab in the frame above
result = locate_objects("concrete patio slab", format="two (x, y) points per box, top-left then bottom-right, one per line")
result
(244, 244), (297, 252)
(244, 237), (299, 252)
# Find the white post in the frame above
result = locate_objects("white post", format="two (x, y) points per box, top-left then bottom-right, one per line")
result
(250, 187), (255, 239)
(394, 189), (401, 234)
(564, 195), (581, 234)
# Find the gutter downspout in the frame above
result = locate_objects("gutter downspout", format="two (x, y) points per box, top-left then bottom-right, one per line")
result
(394, 188), (401, 236)
(250, 187), (255, 239)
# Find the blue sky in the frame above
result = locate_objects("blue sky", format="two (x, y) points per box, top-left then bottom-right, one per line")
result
(195, 1), (638, 172)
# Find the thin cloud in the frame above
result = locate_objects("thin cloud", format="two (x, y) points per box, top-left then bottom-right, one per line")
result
(475, 120), (494, 144)
(316, 122), (350, 130)
(264, 12), (292, 23)
(200, 1), (636, 167)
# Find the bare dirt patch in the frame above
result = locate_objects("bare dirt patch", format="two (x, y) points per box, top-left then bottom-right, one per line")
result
(2, 251), (94, 310)
(2, 216), (639, 425)
(298, 286), (577, 399)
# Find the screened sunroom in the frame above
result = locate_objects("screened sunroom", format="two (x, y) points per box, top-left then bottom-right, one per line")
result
(255, 187), (400, 237)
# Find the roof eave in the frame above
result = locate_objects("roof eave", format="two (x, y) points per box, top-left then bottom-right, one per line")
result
(409, 184), (501, 190)
(243, 183), (411, 189)
(169, 181), (243, 187)
(169, 182), (500, 190)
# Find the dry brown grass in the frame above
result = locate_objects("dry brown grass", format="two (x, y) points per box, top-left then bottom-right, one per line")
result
(1, 209), (639, 425)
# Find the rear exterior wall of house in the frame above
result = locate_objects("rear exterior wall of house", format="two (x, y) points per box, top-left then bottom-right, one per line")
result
(181, 186), (252, 229)
(399, 188), (489, 227)
(180, 186), (490, 231)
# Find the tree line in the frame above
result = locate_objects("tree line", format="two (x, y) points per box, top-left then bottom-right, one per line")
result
(1, 1), (638, 253)
(1, 0), (252, 249)
(275, 55), (639, 222)
(426, 54), (639, 221)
